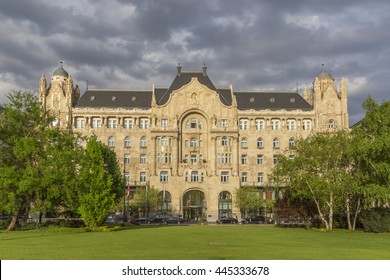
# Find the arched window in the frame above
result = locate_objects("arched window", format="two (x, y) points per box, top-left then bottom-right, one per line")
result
(328, 119), (335, 129)
(124, 136), (131, 148)
(257, 137), (263, 149)
(241, 137), (248, 148)
(140, 136), (147, 148)
(289, 138), (295, 148)
(108, 137), (115, 148)
(221, 136), (228, 146)
(273, 138), (279, 149)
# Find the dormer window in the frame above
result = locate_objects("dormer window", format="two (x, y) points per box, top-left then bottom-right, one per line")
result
(270, 98), (275, 103)
(131, 96), (137, 102)
(250, 97), (255, 103)
(90, 96), (95, 101)
(290, 98), (295, 103)
(112, 96), (117, 101)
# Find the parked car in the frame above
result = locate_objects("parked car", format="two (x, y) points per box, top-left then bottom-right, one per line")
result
(150, 214), (172, 223)
(134, 217), (149, 224)
(241, 216), (266, 224)
(104, 213), (126, 224)
(164, 216), (184, 224)
(217, 217), (238, 224)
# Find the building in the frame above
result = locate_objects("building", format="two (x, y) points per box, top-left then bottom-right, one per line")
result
(39, 63), (348, 221)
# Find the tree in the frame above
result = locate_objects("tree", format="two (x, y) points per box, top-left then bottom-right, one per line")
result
(76, 137), (124, 228)
(0, 91), (79, 230)
(234, 186), (264, 218)
(271, 130), (356, 231)
(130, 185), (161, 217)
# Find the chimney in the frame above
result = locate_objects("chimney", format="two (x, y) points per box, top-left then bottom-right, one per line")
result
(202, 63), (207, 76)
(177, 63), (182, 76)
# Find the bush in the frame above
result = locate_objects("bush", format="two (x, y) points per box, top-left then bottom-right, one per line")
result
(359, 208), (390, 233)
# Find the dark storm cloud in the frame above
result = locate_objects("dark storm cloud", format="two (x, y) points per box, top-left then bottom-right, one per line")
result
(0, 0), (389, 125)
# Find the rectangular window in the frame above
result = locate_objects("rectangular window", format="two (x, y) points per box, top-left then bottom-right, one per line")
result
(221, 171), (229, 182)
(287, 119), (296, 130)
(123, 118), (133, 129)
(140, 154), (147, 164)
(161, 119), (168, 128)
(160, 171), (169, 182)
(257, 155), (263, 164)
(190, 154), (197, 164)
(91, 118), (101, 129)
(241, 172), (248, 183)
(257, 172), (264, 184)
(271, 119), (280, 130)
(108, 118), (117, 129)
(139, 118), (149, 129)
(255, 119), (265, 130)
(241, 154), (248, 164)
(220, 119), (227, 128)
(239, 119), (248, 130)
(75, 118), (85, 128)
(273, 155), (278, 164)
(124, 172), (130, 183)
(191, 171), (199, 182)
(303, 119), (312, 131)
(140, 172), (146, 183)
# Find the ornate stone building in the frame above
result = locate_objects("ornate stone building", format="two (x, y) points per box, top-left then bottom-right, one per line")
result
(39, 63), (348, 221)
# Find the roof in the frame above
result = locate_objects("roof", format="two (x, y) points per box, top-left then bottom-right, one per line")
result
(234, 91), (312, 111)
(75, 89), (152, 109)
(156, 71), (231, 106)
(317, 69), (333, 80)
(53, 65), (69, 77)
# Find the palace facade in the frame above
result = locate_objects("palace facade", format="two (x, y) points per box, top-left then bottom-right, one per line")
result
(39, 64), (348, 221)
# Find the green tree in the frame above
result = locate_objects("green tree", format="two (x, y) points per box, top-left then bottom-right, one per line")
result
(234, 186), (264, 218)
(130, 186), (161, 217)
(76, 137), (124, 228)
(271, 131), (356, 231)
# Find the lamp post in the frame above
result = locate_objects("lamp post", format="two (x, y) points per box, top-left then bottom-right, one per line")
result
(123, 157), (126, 220)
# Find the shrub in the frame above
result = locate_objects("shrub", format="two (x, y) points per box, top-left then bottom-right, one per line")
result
(359, 208), (390, 233)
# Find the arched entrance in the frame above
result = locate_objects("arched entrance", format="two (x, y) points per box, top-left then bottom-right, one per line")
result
(218, 191), (232, 219)
(182, 190), (206, 222)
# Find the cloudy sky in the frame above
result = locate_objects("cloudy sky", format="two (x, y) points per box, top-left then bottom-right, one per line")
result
(0, 0), (389, 124)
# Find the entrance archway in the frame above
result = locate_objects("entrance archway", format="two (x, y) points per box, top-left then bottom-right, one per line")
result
(182, 190), (206, 222)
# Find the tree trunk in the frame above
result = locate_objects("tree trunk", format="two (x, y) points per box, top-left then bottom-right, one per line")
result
(352, 196), (362, 231)
(7, 208), (20, 231)
(345, 196), (352, 230)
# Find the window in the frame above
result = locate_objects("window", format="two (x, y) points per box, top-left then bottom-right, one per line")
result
(289, 138), (295, 148)
(328, 119), (335, 129)
(257, 172), (264, 184)
(160, 136), (170, 146)
(303, 119), (312, 131)
(157, 153), (172, 164)
(273, 138), (280, 149)
(190, 138), (197, 148)
(257, 137), (263, 149)
(124, 137), (131, 148)
(241, 137), (248, 148)
(241, 172), (248, 183)
(123, 118), (133, 129)
(221, 171), (229, 182)
(271, 119), (280, 130)
(218, 153), (232, 164)
(160, 171), (169, 182)
(190, 154), (197, 164)
(287, 119), (296, 130)
(140, 154), (147, 164)
(221, 136), (228, 146)
(273, 155), (279, 164)
(124, 172), (130, 183)
(220, 119), (227, 128)
(140, 136), (147, 148)
(75, 117), (85, 128)
(91, 118), (101, 129)
(108, 118), (117, 129)
(139, 118), (148, 129)
(124, 154), (131, 164)
(140, 172), (146, 183)
(255, 119), (265, 130)
(190, 118), (197, 128)
(241, 154), (248, 164)
(257, 155), (263, 164)
(239, 119), (249, 130)
(191, 171), (199, 182)
(161, 119), (168, 128)
(108, 137), (115, 148)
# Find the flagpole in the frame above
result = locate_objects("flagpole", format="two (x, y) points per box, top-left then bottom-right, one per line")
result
(123, 156), (126, 220)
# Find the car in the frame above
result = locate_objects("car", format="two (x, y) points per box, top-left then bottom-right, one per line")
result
(134, 217), (149, 224)
(217, 217), (238, 224)
(241, 216), (266, 224)
(150, 214), (172, 223)
(164, 216), (184, 224)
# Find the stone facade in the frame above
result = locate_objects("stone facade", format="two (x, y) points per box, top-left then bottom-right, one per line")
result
(39, 64), (348, 222)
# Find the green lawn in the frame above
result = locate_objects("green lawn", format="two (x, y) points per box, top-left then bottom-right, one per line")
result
(1, 225), (389, 260)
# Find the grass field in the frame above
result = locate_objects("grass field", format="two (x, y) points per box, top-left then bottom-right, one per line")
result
(1, 224), (389, 260)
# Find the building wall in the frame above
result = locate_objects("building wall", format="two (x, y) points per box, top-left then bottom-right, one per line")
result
(39, 67), (348, 221)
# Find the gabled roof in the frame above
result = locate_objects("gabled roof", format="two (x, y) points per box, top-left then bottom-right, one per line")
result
(157, 71), (231, 106)
(234, 91), (312, 111)
(75, 89), (152, 109)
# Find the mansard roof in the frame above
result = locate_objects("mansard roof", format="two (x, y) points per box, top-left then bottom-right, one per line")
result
(234, 91), (312, 111)
(75, 89), (152, 109)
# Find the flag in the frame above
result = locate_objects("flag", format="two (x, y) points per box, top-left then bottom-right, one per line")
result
(127, 183), (131, 199)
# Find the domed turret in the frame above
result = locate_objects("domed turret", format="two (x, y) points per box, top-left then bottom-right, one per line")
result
(317, 65), (333, 80)
(52, 63), (69, 77)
